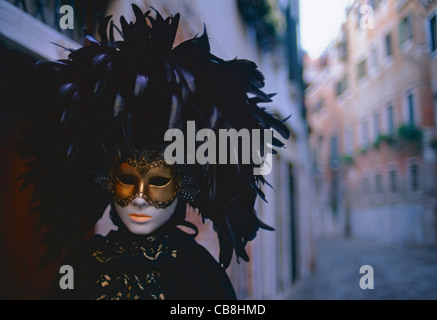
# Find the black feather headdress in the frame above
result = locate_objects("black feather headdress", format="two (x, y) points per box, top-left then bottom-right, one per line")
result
(17, 5), (290, 269)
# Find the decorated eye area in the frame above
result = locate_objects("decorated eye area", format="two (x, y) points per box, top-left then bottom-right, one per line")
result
(112, 160), (179, 208)
(149, 176), (171, 187)
(117, 173), (138, 185)
(117, 174), (171, 187)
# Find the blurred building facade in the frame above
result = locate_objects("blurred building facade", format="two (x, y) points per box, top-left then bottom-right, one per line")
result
(0, 0), (314, 299)
(305, 0), (437, 248)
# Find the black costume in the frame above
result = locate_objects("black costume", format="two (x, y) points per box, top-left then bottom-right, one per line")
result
(17, 5), (290, 300)
(58, 226), (236, 300)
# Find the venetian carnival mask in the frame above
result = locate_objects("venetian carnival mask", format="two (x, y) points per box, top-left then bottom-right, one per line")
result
(111, 151), (180, 235)
(113, 158), (179, 209)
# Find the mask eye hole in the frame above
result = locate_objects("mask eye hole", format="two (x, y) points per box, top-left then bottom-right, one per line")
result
(149, 176), (171, 187)
(117, 174), (137, 185)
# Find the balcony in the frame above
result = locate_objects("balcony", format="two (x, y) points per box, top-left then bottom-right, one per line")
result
(5, 0), (110, 43)
(0, 0), (109, 60)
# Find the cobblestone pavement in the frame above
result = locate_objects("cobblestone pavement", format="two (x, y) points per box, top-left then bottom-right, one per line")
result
(287, 237), (437, 300)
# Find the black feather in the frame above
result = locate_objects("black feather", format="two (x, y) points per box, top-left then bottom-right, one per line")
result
(112, 21), (124, 39)
(97, 15), (112, 44)
(134, 74), (148, 98)
(84, 30), (101, 45)
(132, 3), (145, 23)
(168, 94), (182, 129)
(120, 15), (129, 35)
(109, 20), (115, 42)
(50, 42), (75, 53)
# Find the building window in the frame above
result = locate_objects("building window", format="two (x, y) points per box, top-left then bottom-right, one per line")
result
(369, 46), (379, 73)
(330, 136), (338, 168)
(357, 7), (362, 29)
(409, 162), (419, 192)
(406, 92), (415, 126)
(336, 75), (349, 96)
(357, 59), (368, 80)
(385, 33), (393, 57)
(399, 14), (413, 46)
(387, 104), (395, 135)
(373, 112), (381, 140)
(375, 173), (383, 194)
(361, 119), (370, 149)
(362, 176), (371, 195)
(314, 98), (325, 113)
(434, 96), (437, 132)
(344, 125), (354, 156)
(389, 169), (398, 194)
(369, 0), (382, 9)
(317, 136), (323, 171)
(429, 14), (437, 53)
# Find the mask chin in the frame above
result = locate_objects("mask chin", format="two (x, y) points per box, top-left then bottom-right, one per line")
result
(113, 197), (179, 235)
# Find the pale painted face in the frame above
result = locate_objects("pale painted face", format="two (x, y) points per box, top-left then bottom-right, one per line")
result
(113, 197), (178, 235)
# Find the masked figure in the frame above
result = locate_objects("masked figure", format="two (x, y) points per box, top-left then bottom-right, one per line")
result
(17, 5), (290, 300)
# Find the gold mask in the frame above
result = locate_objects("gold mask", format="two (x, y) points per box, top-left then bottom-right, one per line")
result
(112, 158), (179, 209)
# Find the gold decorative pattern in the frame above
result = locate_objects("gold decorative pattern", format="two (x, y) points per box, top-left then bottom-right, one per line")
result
(111, 154), (180, 209)
(90, 234), (177, 300)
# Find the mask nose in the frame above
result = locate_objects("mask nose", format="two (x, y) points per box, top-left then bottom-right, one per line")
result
(131, 195), (148, 208)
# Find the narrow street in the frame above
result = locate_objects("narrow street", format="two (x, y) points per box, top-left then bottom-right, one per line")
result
(287, 237), (437, 300)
